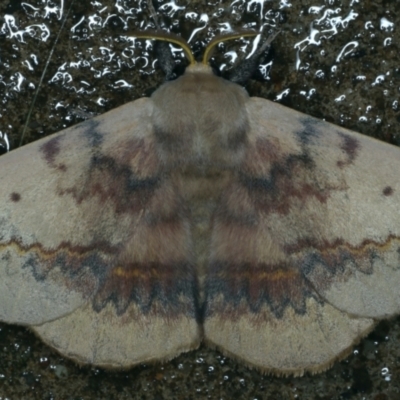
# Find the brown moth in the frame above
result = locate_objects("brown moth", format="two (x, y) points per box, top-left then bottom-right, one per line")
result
(0, 29), (400, 377)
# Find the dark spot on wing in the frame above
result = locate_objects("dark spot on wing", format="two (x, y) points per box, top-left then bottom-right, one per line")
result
(10, 192), (21, 202)
(383, 186), (393, 196)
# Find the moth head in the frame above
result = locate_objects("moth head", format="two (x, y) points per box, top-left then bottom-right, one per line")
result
(128, 30), (278, 84)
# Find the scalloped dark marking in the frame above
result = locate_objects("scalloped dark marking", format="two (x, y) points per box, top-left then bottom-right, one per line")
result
(243, 152), (328, 215)
(204, 261), (317, 319)
(337, 131), (360, 167)
(297, 235), (400, 286)
(58, 154), (160, 214)
(40, 135), (63, 166)
(5, 237), (197, 318)
(205, 233), (400, 320)
(79, 118), (104, 147)
(40, 136), (68, 172)
(295, 117), (322, 145)
(93, 261), (199, 317)
(42, 138), (161, 213)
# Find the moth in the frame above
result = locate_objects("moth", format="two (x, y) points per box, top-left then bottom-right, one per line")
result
(0, 29), (400, 378)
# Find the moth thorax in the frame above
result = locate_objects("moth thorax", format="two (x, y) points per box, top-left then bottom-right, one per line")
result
(151, 70), (250, 171)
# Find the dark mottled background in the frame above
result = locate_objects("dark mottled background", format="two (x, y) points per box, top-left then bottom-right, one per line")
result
(0, 0), (399, 399)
